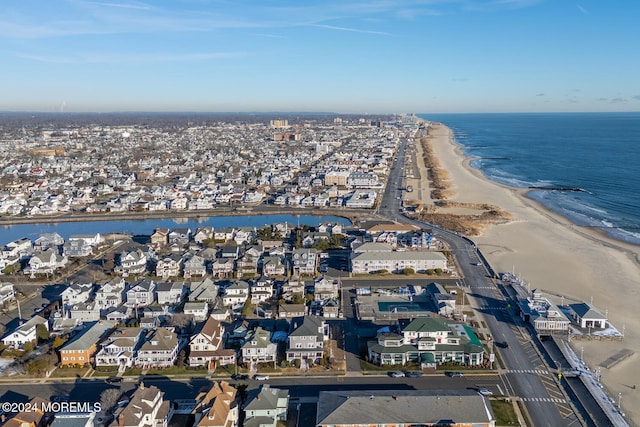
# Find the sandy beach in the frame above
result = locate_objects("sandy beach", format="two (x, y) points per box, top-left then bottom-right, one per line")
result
(420, 123), (640, 423)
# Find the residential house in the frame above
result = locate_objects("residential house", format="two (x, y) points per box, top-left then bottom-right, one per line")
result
(301, 231), (330, 248)
(278, 304), (306, 320)
(189, 316), (236, 369)
(34, 232), (64, 252)
(62, 238), (93, 257)
(125, 278), (156, 307)
(111, 383), (173, 427)
(183, 254), (207, 278)
(136, 327), (182, 368)
(116, 248), (148, 277)
(211, 258), (234, 278)
(2, 237), (33, 261)
(367, 317), (485, 368)
(192, 381), (239, 427)
(156, 253), (183, 279)
(315, 390), (496, 427)
(214, 227), (235, 242)
(286, 316), (327, 363)
(26, 249), (68, 275)
(193, 226), (215, 244)
(95, 277), (126, 311)
(184, 301), (209, 322)
(313, 277), (340, 301)
(189, 278), (219, 303)
(69, 301), (101, 322)
(59, 321), (113, 367)
(241, 326), (277, 364)
(0, 282), (15, 304)
(236, 253), (258, 278)
(95, 327), (145, 369)
(321, 299), (340, 318)
(69, 233), (103, 246)
(151, 228), (170, 248)
(261, 255), (285, 276)
(219, 243), (240, 259)
(281, 280), (304, 303)
(49, 412), (96, 427)
(156, 281), (187, 305)
(291, 248), (317, 275)
(3, 396), (48, 427)
(61, 282), (94, 307)
(250, 277), (274, 304)
(1, 315), (48, 348)
(169, 228), (192, 246)
(243, 384), (289, 427)
(222, 281), (249, 308)
(106, 306), (132, 322)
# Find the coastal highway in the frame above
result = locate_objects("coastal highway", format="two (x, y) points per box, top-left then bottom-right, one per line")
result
(379, 133), (589, 426)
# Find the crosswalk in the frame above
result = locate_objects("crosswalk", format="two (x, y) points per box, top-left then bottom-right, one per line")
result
(506, 369), (550, 375)
(521, 397), (567, 403)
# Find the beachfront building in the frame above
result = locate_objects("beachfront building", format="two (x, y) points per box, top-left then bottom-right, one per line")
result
(367, 317), (485, 368)
(351, 250), (447, 274)
(518, 289), (570, 335)
(567, 302), (608, 330)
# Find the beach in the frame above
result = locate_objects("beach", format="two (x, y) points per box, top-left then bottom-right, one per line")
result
(421, 123), (640, 423)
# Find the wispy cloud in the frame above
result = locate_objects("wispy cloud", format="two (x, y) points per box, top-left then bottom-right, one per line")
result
(80, 1), (153, 11)
(536, 93), (545, 97)
(632, 95), (640, 101)
(610, 98), (628, 103)
(13, 51), (246, 64)
(311, 24), (390, 36)
(577, 4), (588, 15)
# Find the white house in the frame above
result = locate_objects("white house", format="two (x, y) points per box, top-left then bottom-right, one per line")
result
(2, 315), (48, 348)
(95, 277), (126, 310)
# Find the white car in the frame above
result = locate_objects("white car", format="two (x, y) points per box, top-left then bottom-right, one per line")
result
(477, 387), (493, 396)
(254, 374), (269, 381)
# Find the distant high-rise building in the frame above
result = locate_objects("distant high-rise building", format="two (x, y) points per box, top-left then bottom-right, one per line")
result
(269, 119), (288, 128)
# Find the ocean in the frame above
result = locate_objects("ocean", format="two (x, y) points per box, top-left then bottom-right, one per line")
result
(419, 112), (640, 246)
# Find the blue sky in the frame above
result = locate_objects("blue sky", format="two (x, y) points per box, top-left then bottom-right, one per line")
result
(1, 0), (639, 113)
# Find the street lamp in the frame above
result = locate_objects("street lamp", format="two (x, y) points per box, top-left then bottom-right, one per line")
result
(618, 392), (622, 409)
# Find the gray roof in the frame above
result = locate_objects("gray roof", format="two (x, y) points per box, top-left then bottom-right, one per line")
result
(569, 302), (607, 320)
(60, 321), (113, 351)
(289, 315), (323, 339)
(244, 384), (288, 411)
(316, 390), (495, 426)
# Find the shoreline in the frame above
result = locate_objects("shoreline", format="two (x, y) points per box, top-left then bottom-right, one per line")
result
(424, 121), (640, 423)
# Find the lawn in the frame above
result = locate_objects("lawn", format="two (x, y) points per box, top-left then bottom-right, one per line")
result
(491, 399), (521, 426)
(49, 366), (90, 378)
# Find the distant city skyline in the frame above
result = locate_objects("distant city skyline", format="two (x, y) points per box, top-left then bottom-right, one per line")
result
(1, 0), (639, 114)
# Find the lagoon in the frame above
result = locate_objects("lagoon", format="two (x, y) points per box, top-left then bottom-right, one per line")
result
(0, 214), (351, 243)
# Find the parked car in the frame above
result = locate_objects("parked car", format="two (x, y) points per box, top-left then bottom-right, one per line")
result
(448, 371), (464, 378)
(106, 376), (123, 384)
(404, 371), (422, 378)
(51, 395), (70, 403)
(477, 387), (493, 396)
(231, 374), (248, 380)
(254, 374), (269, 381)
(388, 371), (404, 378)
(496, 341), (509, 348)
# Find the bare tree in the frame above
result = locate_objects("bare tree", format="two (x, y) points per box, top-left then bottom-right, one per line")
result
(100, 388), (122, 413)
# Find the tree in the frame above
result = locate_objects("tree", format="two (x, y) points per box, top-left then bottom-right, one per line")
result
(291, 294), (304, 305)
(22, 341), (35, 353)
(52, 336), (67, 349)
(36, 324), (49, 342)
(100, 388), (122, 413)
(169, 313), (193, 332)
(402, 268), (415, 275)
